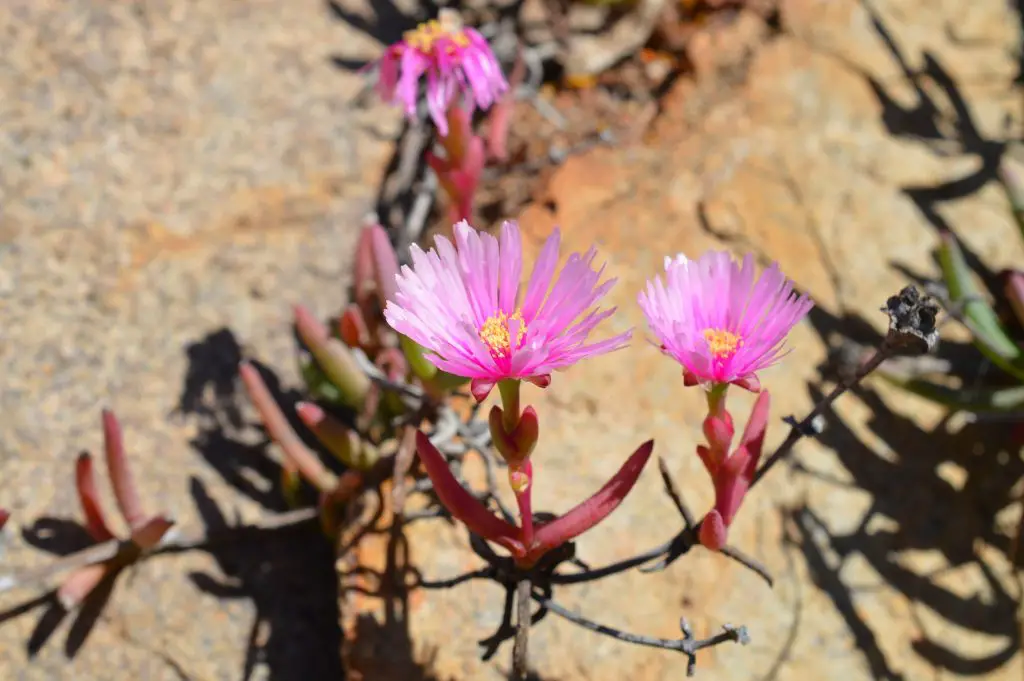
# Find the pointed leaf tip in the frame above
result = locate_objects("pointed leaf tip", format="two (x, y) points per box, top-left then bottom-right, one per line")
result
(102, 410), (145, 531)
(240, 362), (338, 492)
(58, 563), (110, 611)
(75, 452), (115, 542)
(533, 440), (654, 553)
(698, 510), (728, 551)
(130, 514), (175, 550)
(369, 224), (399, 304)
(294, 305), (371, 408)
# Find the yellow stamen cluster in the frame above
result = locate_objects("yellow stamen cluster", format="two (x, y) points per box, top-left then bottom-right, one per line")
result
(479, 310), (527, 356)
(403, 12), (470, 55)
(703, 328), (742, 359)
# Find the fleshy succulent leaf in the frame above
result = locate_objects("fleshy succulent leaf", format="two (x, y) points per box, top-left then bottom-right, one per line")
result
(294, 305), (371, 408)
(240, 361), (339, 492)
(369, 224), (399, 305)
(414, 431), (523, 555)
(400, 334), (438, 381)
(58, 563), (110, 611)
(296, 401), (379, 471)
(102, 410), (146, 531)
(130, 514), (175, 550)
(938, 233), (1024, 380)
(532, 440), (654, 554)
(75, 452), (115, 542)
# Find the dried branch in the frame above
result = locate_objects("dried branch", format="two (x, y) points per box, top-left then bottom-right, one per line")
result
(536, 593), (749, 676)
(512, 577), (531, 680)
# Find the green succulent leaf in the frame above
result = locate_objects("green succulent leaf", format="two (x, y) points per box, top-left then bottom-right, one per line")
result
(400, 334), (438, 381)
(938, 233), (1024, 381)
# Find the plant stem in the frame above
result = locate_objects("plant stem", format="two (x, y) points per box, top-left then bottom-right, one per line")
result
(706, 382), (728, 416)
(512, 577), (531, 680)
(498, 379), (521, 432)
(751, 340), (894, 487)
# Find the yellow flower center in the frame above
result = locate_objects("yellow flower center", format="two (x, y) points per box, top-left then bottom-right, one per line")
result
(703, 328), (742, 359)
(479, 310), (527, 356)
(403, 10), (471, 55)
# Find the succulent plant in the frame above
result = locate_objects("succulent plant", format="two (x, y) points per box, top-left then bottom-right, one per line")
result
(879, 157), (1024, 416)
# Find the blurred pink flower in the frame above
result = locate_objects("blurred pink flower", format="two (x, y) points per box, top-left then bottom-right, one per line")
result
(384, 220), (631, 400)
(639, 251), (812, 390)
(376, 9), (507, 136)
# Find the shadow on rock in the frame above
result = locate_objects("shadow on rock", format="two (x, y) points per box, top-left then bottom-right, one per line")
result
(188, 476), (343, 681)
(789, 301), (1022, 678)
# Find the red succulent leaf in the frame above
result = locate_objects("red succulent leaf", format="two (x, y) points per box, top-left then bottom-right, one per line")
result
(0, 509), (9, 531)
(75, 452), (115, 542)
(532, 440), (654, 555)
(369, 223), (399, 304)
(339, 304), (371, 348)
(414, 431), (523, 555)
(486, 47), (525, 163)
(1005, 270), (1024, 329)
(354, 224), (376, 304)
(240, 361), (339, 492)
(714, 445), (756, 526)
(711, 390), (771, 527)
(130, 514), (175, 550)
(702, 410), (734, 458)
(102, 410), (146, 531)
(737, 390), (770, 468)
(58, 563), (110, 611)
(698, 509), (728, 551)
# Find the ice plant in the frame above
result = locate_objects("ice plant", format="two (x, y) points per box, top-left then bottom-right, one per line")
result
(60, 409), (175, 610)
(375, 8), (507, 136)
(385, 221), (648, 566)
(383, 219), (631, 402)
(697, 391), (770, 550)
(638, 251), (813, 392)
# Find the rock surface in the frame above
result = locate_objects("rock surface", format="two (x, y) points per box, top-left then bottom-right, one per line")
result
(2, 0), (1024, 680)
(0, 0), (398, 679)
(378, 0), (1024, 679)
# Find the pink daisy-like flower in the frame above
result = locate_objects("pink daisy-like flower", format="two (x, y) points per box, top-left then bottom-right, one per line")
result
(638, 251), (813, 390)
(384, 220), (631, 400)
(376, 9), (507, 136)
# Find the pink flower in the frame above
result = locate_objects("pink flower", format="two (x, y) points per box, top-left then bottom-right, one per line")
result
(376, 9), (507, 136)
(384, 220), (631, 400)
(638, 251), (813, 390)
